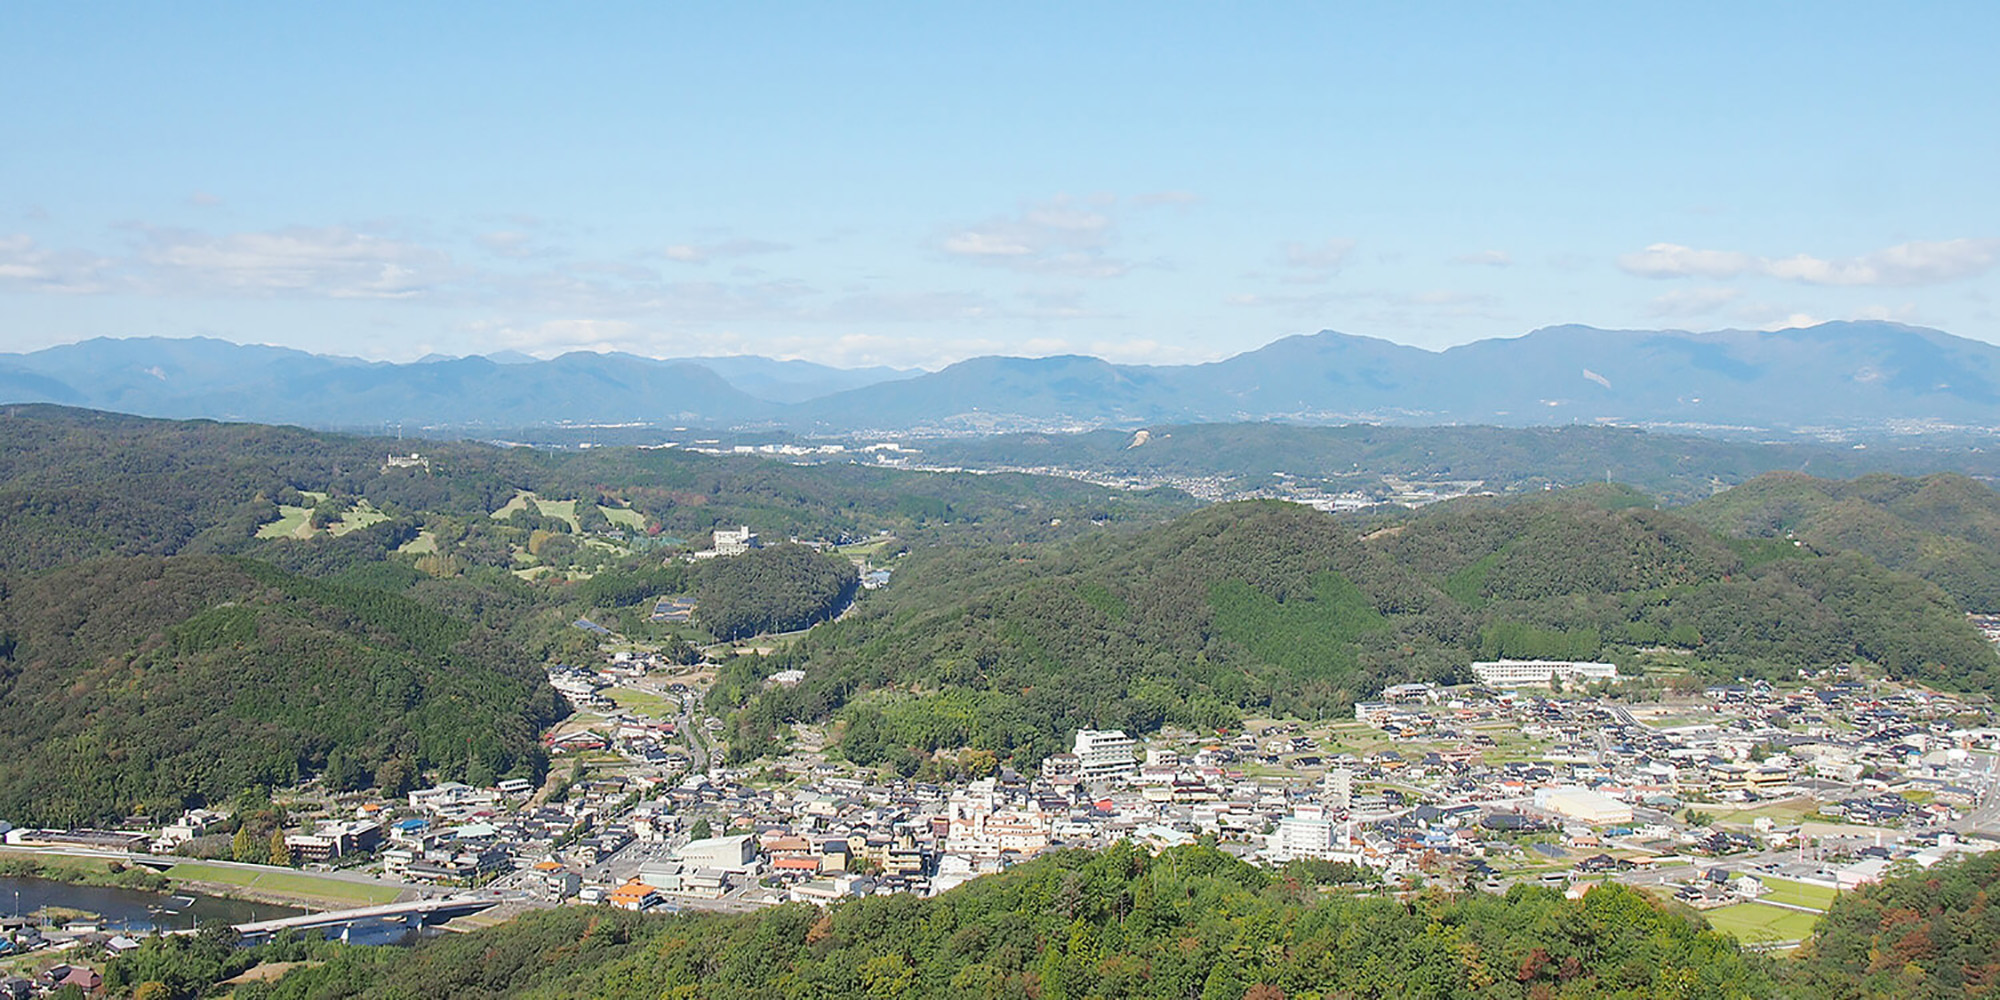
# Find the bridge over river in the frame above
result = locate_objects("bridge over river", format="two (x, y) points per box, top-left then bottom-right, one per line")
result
(170, 895), (502, 943)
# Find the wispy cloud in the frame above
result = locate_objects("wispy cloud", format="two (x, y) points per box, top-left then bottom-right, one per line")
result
(136, 225), (453, 299)
(1450, 249), (1512, 267)
(660, 238), (790, 264)
(938, 196), (1128, 278)
(0, 234), (116, 293)
(1619, 238), (2000, 287)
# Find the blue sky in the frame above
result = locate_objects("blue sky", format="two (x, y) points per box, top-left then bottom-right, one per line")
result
(4, 3), (1997, 369)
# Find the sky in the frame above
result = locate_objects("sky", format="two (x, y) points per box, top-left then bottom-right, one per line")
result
(3, 2), (1998, 370)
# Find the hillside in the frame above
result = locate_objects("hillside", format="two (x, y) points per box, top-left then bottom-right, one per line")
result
(210, 843), (1780, 999)
(1686, 471), (2000, 611)
(0, 404), (1193, 577)
(0, 555), (565, 826)
(718, 498), (1998, 766)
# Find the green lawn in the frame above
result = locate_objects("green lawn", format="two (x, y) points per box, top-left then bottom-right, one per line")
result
(605, 687), (678, 718)
(397, 530), (439, 554)
(1704, 903), (1820, 943)
(167, 862), (402, 905)
(330, 499), (390, 536)
(601, 504), (646, 529)
(490, 489), (537, 519)
(255, 505), (313, 539)
(1756, 876), (1837, 911)
(532, 498), (581, 531)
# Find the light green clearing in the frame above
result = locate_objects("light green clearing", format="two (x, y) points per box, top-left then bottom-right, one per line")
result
(531, 498), (582, 532)
(397, 530), (439, 555)
(1754, 876), (1837, 911)
(490, 489), (537, 519)
(513, 566), (551, 580)
(167, 862), (401, 905)
(1710, 799), (1817, 825)
(601, 505), (646, 529)
(256, 505), (313, 539)
(329, 499), (390, 536)
(1704, 903), (1819, 943)
(297, 490), (328, 505)
(605, 687), (677, 718)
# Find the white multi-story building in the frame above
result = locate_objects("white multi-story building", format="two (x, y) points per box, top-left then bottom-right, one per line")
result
(1071, 729), (1137, 782)
(1323, 766), (1353, 811)
(713, 526), (760, 556)
(1471, 659), (1619, 688)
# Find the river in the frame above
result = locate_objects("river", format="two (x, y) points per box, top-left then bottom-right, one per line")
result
(0, 875), (300, 934)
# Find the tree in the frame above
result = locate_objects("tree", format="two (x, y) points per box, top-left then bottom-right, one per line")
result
(269, 830), (292, 867)
(688, 818), (713, 840)
(231, 825), (265, 865)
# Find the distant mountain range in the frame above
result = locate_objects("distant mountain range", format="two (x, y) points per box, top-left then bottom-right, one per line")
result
(4, 321), (1998, 436)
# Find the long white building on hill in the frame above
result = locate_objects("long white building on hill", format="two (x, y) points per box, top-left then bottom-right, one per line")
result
(1471, 659), (1619, 688)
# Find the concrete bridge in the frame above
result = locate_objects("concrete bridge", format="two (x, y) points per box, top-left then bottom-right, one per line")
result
(174, 895), (502, 943)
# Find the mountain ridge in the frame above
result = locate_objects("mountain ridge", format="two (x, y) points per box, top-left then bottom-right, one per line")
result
(5, 321), (1999, 435)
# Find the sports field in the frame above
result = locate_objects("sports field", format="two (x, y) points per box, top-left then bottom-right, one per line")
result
(167, 862), (403, 906)
(1755, 876), (1837, 911)
(1704, 903), (1819, 943)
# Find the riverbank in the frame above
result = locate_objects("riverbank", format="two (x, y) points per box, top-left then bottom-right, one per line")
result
(0, 852), (170, 893)
(0, 848), (407, 911)
(164, 862), (406, 910)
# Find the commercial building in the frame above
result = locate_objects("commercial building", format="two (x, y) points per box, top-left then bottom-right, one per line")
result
(1471, 659), (1620, 688)
(1071, 729), (1138, 781)
(1534, 787), (1633, 825)
(713, 527), (760, 556)
(675, 833), (758, 872)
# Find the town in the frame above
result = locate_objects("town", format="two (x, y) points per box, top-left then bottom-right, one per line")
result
(6, 650), (1998, 970)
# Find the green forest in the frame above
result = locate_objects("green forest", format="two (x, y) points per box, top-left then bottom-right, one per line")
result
(106, 844), (2000, 999)
(716, 496), (1999, 768)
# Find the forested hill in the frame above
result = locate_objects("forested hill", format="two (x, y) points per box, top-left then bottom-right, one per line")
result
(0, 404), (1192, 576)
(121, 840), (2000, 999)
(205, 842), (1780, 999)
(0, 554), (566, 826)
(718, 497), (1998, 767)
(1686, 471), (2000, 612)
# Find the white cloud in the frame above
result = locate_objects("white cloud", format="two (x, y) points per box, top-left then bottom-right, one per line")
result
(938, 196), (1128, 278)
(1645, 286), (1742, 317)
(1619, 238), (2000, 287)
(659, 238), (790, 264)
(0, 234), (115, 293)
(138, 226), (452, 299)
(477, 231), (540, 258)
(1451, 249), (1513, 267)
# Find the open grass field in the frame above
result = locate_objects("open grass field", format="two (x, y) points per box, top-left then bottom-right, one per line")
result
(1709, 798), (1820, 826)
(1704, 902), (1820, 943)
(255, 505), (313, 539)
(601, 504), (646, 529)
(491, 489), (537, 519)
(531, 498), (582, 531)
(604, 687), (679, 718)
(166, 862), (402, 906)
(397, 530), (439, 554)
(1757, 876), (1837, 911)
(330, 499), (390, 536)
